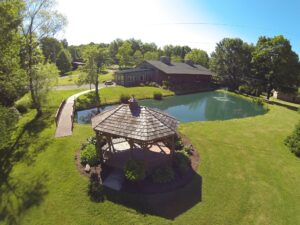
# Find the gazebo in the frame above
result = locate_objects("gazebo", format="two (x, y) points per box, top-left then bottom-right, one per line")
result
(91, 98), (179, 170)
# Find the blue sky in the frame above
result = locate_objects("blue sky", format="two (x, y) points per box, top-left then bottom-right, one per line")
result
(57, 0), (300, 55)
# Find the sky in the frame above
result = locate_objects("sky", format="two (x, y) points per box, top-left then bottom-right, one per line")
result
(57, 0), (300, 55)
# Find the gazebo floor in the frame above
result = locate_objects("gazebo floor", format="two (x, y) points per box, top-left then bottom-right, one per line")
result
(103, 142), (171, 170)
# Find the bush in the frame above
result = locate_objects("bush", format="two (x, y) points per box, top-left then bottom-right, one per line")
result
(124, 160), (145, 181)
(120, 93), (130, 103)
(151, 166), (175, 184)
(252, 97), (264, 106)
(175, 138), (184, 150)
(148, 82), (159, 87)
(80, 144), (98, 166)
(153, 91), (162, 100)
(16, 103), (28, 114)
(88, 173), (105, 202)
(173, 151), (191, 175)
(285, 121), (300, 157)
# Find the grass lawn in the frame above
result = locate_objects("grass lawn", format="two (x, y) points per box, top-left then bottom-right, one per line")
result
(57, 73), (114, 86)
(270, 97), (300, 109)
(1, 89), (299, 225)
(75, 86), (174, 109)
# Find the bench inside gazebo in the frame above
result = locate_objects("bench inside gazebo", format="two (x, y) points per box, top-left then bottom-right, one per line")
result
(91, 97), (179, 171)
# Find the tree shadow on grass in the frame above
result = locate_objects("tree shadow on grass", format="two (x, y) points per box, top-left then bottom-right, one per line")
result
(0, 112), (52, 224)
(103, 172), (202, 220)
(0, 172), (49, 225)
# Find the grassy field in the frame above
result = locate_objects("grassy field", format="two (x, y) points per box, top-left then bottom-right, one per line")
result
(57, 73), (114, 86)
(1, 89), (299, 225)
(76, 86), (174, 109)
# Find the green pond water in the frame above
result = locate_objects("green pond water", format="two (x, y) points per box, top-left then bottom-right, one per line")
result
(75, 91), (267, 124)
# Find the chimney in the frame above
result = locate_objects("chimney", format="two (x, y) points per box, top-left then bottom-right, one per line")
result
(184, 59), (194, 67)
(160, 56), (171, 65)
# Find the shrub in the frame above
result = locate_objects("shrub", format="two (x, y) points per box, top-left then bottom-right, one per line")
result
(16, 103), (28, 114)
(148, 82), (159, 87)
(120, 93), (130, 103)
(88, 172), (105, 202)
(124, 160), (145, 182)
(153, 91), (162, 100)
(173, 151), (191, 175)
(86, 136), (97, 145)
(252, 97), (264, 106)
(285, 121), (300, 157)
(151, 166), (175, 184)
(175, 138), (184, 150)
(162, 80), (169, 89)
(80, 144), (98, 166)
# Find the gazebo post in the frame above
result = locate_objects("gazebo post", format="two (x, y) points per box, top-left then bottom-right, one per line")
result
(170, 135), (175, 157)
(95, 131), (103, 163)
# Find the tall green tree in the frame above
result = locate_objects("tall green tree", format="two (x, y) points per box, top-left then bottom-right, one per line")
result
(0, 0), (26, 107)
(79, 46), (109, 102)
(185, 49), (209, 67)
(56, 49), (72, 74)
(117, 41), (133, 68)
(40, 37), (62, 63)
(210, 38), (253, 91)
(31, 63), (59, 110)
(252, 35), (300, 99)
(133, 50), (143, 65)
(21, 0), (67, 115)
(144, 51), (159, 60)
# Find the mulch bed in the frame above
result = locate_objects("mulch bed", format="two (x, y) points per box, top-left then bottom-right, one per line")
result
(75, 150), (101, 178)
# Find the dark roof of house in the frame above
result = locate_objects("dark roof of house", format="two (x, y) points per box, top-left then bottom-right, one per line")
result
(144, 60), (212, 76)
(91, 103), (178, 142)
(115, 68), (151, 74)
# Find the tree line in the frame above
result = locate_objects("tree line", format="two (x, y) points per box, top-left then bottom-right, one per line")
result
(1, 0), (300, 158)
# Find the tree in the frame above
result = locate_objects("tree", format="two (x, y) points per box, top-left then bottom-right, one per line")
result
(185, 49), (209, 67)
(40, 37), (62, 63)
(133, 50), (143, 65)
(0, 0), (27, 106)
(252, 35), (300, 99)
(68, 45), (81, 62)
(144, 51), (159, 60)
(56, 49), (72, 74)
(79, 46), (109, 102)
(210, 38), (253, 91)
(31, 63), (59, 111)
(285, 121), (300, 157)
(21, 0), (67, 115)
(109, 39), (123, 64)
(116, 41), (133, 68)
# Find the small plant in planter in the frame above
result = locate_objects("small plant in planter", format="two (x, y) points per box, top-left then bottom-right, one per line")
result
(153, 91), (162, 100)
(173, 151), (191, 175)
(80, 144), (98, 166)
(151, 165), (175, 184)
(124, 160), (145, 182)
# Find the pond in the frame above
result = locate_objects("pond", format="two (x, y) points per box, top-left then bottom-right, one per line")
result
(75, 91), (267, 124)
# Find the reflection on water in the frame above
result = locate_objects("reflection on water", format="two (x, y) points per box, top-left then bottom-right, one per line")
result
(75, 105), (115, 124)
(75, 91), (267, 124)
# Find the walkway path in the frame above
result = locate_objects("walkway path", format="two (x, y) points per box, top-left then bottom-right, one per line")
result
(55, 89), (94, 138)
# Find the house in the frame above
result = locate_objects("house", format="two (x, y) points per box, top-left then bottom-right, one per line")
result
(115, 56), (213, 90)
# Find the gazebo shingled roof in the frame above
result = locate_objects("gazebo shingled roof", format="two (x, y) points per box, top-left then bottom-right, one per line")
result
(91, 103), (179, 142)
